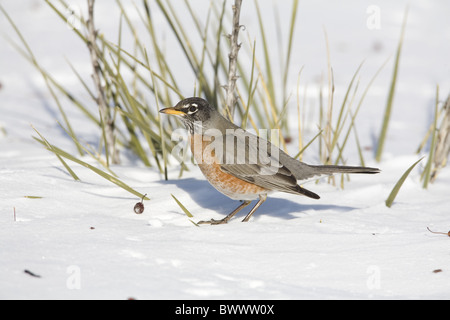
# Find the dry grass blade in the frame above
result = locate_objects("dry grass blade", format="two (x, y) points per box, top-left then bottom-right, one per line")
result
(431, 94), (450, 182)
(322, 27), (335, 164)
(422, 85), (439, 188)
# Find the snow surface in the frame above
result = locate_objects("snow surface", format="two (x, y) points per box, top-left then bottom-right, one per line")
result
(1, 0), (450, 300)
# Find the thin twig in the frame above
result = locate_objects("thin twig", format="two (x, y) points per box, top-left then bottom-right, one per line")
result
(24, 269), (41, 278)
(224, 0), (243, 121)
(427, 227), (450, 237)
(86, 0), (120, 164)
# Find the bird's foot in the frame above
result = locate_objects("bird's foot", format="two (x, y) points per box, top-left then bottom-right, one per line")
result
(197, 218), (228, 225)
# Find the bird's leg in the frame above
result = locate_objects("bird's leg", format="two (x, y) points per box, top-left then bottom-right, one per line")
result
(197, 200), (251, 225)
(241, 194), (267, 222)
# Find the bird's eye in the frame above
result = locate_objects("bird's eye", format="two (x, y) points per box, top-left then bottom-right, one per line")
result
(188, 104), (198, 114)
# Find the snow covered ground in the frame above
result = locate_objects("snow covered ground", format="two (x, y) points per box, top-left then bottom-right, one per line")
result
(1, 0), (450, 300)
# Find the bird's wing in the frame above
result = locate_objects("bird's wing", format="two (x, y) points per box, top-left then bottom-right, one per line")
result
(217, 132), (320, 199)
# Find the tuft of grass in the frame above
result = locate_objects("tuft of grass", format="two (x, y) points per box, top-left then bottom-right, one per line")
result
(1, 0), (394, 198)
(3, 0), (333, 171)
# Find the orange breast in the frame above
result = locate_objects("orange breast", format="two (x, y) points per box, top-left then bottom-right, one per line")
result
(190, 134), (267, 200)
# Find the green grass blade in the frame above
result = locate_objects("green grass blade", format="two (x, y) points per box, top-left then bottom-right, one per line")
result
(110, 44), (183, 98)
(56, 121), (118, 177)
(376, 7), (408, 162)
(294, 130), (324, 160)
(282, 0), (299, 103)
(330, 62), (363, 155)
(171, 194), (195, 220)
(333, 56), (389, 167)
(108, 55), (153, 168)
(212, 0), (227, 108)
(46, 0), (87, 43)
(154, 0), (213, 101)
(351, 113), (366, 167)
(33, 128), (148, 200)
(254, 0), (275, 104)
(32, 126), (80, 181)
(385, 157), (423, 208)
(242, 40), (258, 129)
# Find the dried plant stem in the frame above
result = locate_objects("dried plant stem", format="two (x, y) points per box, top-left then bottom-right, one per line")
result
(224, 0), (243, 121)
(432, 94), (450, 182)
(427, 227), (450, 237)
(422, 85), (439, 188)
(87, 0), (120, 164)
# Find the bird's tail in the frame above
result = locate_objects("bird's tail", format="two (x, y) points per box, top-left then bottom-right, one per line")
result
(308, 165), (380, 175)
(278, 150), (380, 181)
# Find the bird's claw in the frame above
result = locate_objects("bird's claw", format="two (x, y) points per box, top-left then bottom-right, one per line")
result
(197, 218), (228, 225)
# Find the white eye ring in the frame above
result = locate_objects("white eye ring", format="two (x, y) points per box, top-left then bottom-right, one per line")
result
(187, 103), (198, 114)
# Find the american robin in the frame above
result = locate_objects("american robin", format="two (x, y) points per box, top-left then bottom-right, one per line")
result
(160, 97), (380, 224)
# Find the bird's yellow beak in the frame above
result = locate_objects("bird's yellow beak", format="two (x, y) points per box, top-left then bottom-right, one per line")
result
(159, 107), (186, 116)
